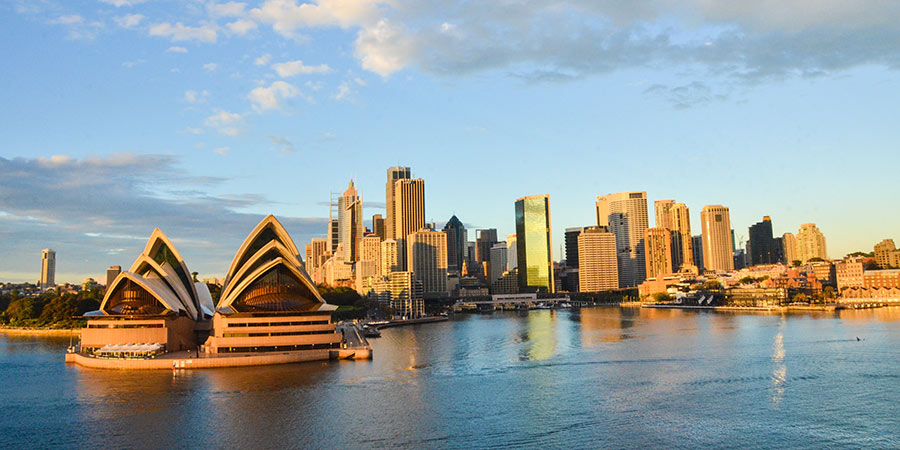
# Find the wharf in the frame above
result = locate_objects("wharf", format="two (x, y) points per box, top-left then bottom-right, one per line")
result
(372, 316), (448, 330)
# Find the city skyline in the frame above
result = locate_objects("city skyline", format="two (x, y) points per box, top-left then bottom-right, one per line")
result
(3, 1), (900, 283)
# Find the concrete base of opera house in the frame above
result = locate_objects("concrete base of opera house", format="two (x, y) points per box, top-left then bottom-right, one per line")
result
(65, 347), (372, 370)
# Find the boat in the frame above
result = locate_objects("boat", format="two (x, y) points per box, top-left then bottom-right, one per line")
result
(363, 328), (381, 338)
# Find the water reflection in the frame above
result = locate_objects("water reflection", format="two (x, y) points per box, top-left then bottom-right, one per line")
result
(771, 322), (786, 406)
(520, 311), (557, 361)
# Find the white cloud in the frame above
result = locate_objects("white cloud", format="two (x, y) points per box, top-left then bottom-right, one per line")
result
(204, 109), (243, 136)
(114, 14), (144, 28)
(248, 80), (300, 112)
(271, 59), (332, 77)
(203, 63), (219, 72)
(250, 0), (383, 38)
(212, 147), (230, 155)
(166, 46), (189, 53)
(333, 81), (353, 100)
(254, 53), (272, 66)
(208, 1), (247, 17)
(354, 77), (367, 86)
(100, 0), (148, 6)
(49, 15), (84, 25)
(354, 19), (414, 77)
(305, 80), (324, 91)
(149, 22), (218, 43)
(184, 90), (210, 103)
(122, 59), (147, 68)
(227, 19), (258, 35)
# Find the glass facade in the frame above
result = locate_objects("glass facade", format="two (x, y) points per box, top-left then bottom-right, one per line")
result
(515, 196), (553, 293)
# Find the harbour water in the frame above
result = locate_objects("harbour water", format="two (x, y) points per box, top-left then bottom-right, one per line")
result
(3, 306), (900, 448)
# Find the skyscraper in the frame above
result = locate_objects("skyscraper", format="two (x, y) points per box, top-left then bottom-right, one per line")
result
(874, 239), (900, 268)
(475, 229), (498, 264)
(360, 234), (382, 276)
(654, 200), (693, 268)
(700, 205), (734, 272)
(338, 180), (364, 261)
(380, 239), (399, 276)
(796, 223), (827, 263)
(329, 219), (339, 254)
(406, 229), (448, 296)
(596, 192), (649, 287)
(385, 166), (411, 240)
(371, 214), (385, 240)
(106, 265), (121, 288)
(565, 227), (584, 267)
(40, 248), (55, 289)
(506, 234), (517, 272)
(578, 226), (618, 292)
(489, 242), (507, 283)
(515, 195), (554, 293)
(748, 216), (776, 266)
(692, 235), (704, 271)
(782, 232), (798, 265)
(644, 227), (674, 278)
(443, 215), (467, 275)
(393, 178), (425, 269)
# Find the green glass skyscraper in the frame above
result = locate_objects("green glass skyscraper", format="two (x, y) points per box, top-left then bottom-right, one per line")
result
(515, 195), (554, 293)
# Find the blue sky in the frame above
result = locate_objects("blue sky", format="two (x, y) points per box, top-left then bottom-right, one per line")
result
(2, 0), (899, 283)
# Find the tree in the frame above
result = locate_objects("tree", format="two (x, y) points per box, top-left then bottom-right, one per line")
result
(823, 286), (835, 300)
(808, 257), (824, 263)
(740, 276), (756, 285)
(791, 260), (802, 267)
(192, 271), (199, 282)
(792, 292), (809, 304)
(703, 280), (723, 290)
(652, 292), (672, 303)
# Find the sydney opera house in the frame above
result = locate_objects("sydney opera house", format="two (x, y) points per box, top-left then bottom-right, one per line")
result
(78, 215), (344, 364)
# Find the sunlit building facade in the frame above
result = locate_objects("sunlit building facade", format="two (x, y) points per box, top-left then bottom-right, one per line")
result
(578, 226), (618, 292)
(41, 248), (56, 289)
(515, 195), (554, 293)
(796, 223), (827, 263)
(596, 192), (648, 287)
(406, 229), (448, 296)
(338, 180), (364, 261)
(700, 205), (734, 272)
(654, 200), (693, 268)
(644, 227), (674, 279)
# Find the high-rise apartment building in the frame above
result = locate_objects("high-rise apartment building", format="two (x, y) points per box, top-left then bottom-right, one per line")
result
(782, 232), (798, 265)
(654, 200), (693, 268)
(329, 219), (339, 254)
(578, 226), (618, 292)
(393, 178), (425, 269)
(380, 239), (400, 276)
(644, 227), (674, 278)
(874, 239), (900, 268)
(748, 216), (777, 266)
(443, 215), (467, 274)
(700, 205), (734, 272)
(796, 223), (827, 263)
(515, 195), (554, 293)
(565, 227), (584, 268)
(371, 214), (385, 240)
(338, 180), (364, 261)
(360, 234), (382, 276)
(372, 271), (424, 319)
(489, 242), (507, 283)
(384, 166), (411, 240)
(596, 192), (648, 287)
(106, 265), (121, 288)
(40, 248), (55, 289)
(406, 229), (448, 296)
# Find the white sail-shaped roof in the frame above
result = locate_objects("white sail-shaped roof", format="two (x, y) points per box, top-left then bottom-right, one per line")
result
(129, 254), (200, 320)
(99, 272), (187, 316)
(218, 215), (330, 313)
(134, 228), (201, 315)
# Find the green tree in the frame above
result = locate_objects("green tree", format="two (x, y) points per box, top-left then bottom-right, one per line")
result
(703, 280), (723, 290)
(652, 292), (673, 303)
(740, 276), (756, 285)
(2, 297), (42, 326)
(792, 292), (809, 304)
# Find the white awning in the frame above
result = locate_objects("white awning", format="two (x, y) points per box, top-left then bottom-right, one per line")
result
(96, 343), (163, 354)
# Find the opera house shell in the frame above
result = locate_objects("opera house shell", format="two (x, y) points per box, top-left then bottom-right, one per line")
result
(202, 215), (341, 354)
(81, 229), (215, 354)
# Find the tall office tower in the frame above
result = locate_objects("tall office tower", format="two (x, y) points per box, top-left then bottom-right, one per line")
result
(372, 214), (385, 240)
(443, 215), (467, 274)
(406, 230), (448, 296)
(360, 234), (382, 276)
(595, 192), (649, 287)
(700, 205), (734, 272)
(489, 242), (508, 283)
(338, 180), (364, 261)
(475, 229), (499, 263)
(380, 239), (400, 276)
(748, 216), (777, 266)
(393, 178), (425, 269)
(781, 233), (798, 264)
(106, 265), (121, 288)
(654, 200), (693, 268)
(692, 235), (704, 271)
(507, 234), (517, 271)
(515, 195), (554, 293)
(308, 238), (330, 272)
(644, 227), (674, 278)
(565, 227), (584, 267)
(329, 219), (339, 254)
(577, 226), (618, 292)
(796, 223), (827, 263)
(466, 242), (477, 268)
(40, 248), (56, 289)
(874, 239), (897, 268)
(385, 166), (411, 240)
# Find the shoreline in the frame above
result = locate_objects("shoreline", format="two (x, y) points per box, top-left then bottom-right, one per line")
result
(0, 327), (81, 336)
